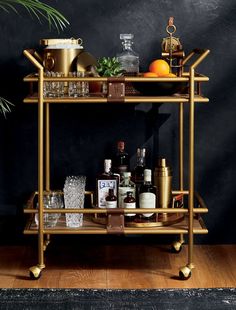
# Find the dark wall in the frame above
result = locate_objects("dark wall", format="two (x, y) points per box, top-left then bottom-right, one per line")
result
(0, 0), (235, 243)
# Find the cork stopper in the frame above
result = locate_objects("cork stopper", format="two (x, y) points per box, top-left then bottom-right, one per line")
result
(117, 141), (125, 151)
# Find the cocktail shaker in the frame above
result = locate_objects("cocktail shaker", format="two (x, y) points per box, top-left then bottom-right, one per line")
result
(154, 158), (172, 216)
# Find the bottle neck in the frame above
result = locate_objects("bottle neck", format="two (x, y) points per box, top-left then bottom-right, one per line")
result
(117, 141), (125, 153)
(118, 147), (125, 154)
(104, 161), (111, 174)
(122, 40), (133, 51)
(144, 179), (152, 185)
(123, 177), (130, 185)
(136, 156), (145, 167)
(136, 148), (146, 167)
(143, 169), (152, 184)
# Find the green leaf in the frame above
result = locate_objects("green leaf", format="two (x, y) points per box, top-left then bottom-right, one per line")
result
(0, 97), (14, 118)
(0, 0), (70, 32)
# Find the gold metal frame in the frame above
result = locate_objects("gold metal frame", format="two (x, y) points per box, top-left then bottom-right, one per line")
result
(23, 48), (210, 280)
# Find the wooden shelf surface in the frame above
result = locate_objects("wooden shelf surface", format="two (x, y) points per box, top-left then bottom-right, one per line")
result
(24, 215), (208, 235)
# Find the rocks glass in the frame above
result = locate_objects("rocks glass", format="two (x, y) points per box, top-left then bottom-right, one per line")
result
(43, 71), (64, 97)
(35, 192), (64, 228)
(63, 176), (86, 228)
(68, 72), (89, 97)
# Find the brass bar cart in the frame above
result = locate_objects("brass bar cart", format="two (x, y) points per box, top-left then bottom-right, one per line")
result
(23, 48), (210, 280)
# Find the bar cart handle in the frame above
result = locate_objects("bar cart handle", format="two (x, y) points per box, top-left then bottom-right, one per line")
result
(182, 48), (210, 70)
(23, 49), (44, 71)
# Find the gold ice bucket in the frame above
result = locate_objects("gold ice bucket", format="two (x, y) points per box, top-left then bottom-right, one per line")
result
(40, 38), (97, 76)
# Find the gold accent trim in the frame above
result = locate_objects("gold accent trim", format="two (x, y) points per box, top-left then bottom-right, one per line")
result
(23, 95), (209, 104)
(126, 213), (185, 228)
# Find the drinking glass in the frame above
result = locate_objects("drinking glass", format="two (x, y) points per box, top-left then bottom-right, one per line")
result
(34, 194), (61, 228)
(64, 175), (86, 228)
(44, 71), (64, 97)
(68, 72), (89, 97)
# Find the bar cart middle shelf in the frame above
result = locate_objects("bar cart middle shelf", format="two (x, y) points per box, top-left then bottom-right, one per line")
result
(23, 48), (210, 280)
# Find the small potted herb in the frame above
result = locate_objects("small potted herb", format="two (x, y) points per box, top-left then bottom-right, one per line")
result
(96, 57), (123, 94)
(96, 57), (123, 77)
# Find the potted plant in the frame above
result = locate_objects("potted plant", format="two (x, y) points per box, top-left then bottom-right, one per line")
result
(96, 57), (123, 94)
(0, 0), (69, 116)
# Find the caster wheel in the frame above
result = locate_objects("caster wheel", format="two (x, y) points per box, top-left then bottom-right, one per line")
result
(179, 266), (192, 280)
(171, 241), (182, 253)
(29, 266), (42, 280)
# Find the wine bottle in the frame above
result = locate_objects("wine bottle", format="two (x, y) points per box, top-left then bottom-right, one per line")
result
(133, 147), (146, 184)
(139, 169), (156, 219)
(133, 147), (146, 207)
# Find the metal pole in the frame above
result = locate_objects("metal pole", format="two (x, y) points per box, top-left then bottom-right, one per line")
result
(188, 67), (195, 269)
(38, 67), (45, 269)
(179, 102), (185, 245)
(45, 102), (50, 191)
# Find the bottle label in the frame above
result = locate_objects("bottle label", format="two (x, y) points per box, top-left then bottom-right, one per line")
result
(106, 200), (117, 209)
(124, 202), (136, 217)
(97, 179), (117, 208)
(139, 192), (156, 217)
(118, 187), (135, 208)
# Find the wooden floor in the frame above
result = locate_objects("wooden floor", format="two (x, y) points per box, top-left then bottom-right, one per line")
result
(0, 242), (235, 289)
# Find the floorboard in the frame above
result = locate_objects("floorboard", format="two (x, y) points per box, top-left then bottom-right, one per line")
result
(0, 243), (235, 288)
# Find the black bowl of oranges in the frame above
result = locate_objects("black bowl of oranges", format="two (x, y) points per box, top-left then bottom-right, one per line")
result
(133, 59), (187, 96)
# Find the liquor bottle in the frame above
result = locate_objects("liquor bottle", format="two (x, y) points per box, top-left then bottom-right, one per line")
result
(96, 159), (119, 208)
(133, 147), (146, 207)
(139, 169), (156, 219)
(118, 172), (136, 208)
(133, 147), (146, 184)
(117, 34), (139, 76)
(105, 188), (117, 209)
(113, 140), (130, 177)
(124, 191), (136, 220)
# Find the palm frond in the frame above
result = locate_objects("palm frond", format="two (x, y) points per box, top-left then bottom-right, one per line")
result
(0, 97), (14, 118)
(0, 0), (70, 32)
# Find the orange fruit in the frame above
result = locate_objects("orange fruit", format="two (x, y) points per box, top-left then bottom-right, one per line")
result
(149, 59), (170, 76)
(143, 72), (159, 77)
(163, 73), (177, 77)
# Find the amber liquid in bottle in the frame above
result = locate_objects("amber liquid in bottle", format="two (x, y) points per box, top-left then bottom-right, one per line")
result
(124, 191), (136, 222)
(105, 188), (117, 209)
(113, 141), (130, 178)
